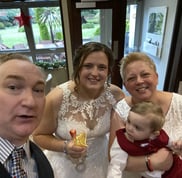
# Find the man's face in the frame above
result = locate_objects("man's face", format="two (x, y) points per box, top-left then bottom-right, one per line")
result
(0, 59), (45, 146)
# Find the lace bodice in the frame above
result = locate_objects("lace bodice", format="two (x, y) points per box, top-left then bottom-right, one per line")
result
(55, 82), (117, 140)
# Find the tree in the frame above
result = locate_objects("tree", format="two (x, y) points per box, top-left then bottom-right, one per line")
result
(35, 8), (50, 41)
(39, 7), (62, 43)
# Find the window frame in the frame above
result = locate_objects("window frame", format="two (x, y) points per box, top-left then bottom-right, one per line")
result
(0, 0), (64, 62)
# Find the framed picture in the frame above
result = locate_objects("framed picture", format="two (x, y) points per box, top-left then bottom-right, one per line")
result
(143, 6), (168, 58)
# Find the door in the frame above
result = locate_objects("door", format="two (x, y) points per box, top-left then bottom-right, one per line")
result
(60, 0), (127, 87)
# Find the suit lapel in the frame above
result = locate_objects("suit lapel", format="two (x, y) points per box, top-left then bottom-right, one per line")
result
(0, 163), (11, 178)
(30, 141), (54, 178)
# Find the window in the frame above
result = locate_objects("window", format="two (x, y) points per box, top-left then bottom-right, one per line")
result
(81, 9), (112, 47)
(0, 0), (66, 70)
(124, 3), (137, 54)
(124, 0), (142, 55)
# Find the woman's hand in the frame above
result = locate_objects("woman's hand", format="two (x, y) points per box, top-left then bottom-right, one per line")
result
(171, 138), (182, 156)
(150, 148), (173, 171)
(123, 147), (173, 172)
(66, 140), (87, 159)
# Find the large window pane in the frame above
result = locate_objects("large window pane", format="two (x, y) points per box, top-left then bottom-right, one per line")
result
(0, 9), (29, 51)
(0, 1), (68, 89)
(81, 9), (112, 47)
(31, 7), (64, 49)
(124, 4), (137, 54)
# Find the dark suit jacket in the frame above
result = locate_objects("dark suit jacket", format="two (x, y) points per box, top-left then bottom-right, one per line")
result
(0, 141), (54, 178)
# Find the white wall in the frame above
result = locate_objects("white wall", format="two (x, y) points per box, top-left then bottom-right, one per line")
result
(141, 0), (178, 90)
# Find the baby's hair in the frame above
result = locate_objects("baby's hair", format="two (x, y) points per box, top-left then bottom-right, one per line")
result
(130, 101), (165, 131)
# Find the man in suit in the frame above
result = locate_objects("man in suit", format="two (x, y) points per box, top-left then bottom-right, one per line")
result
(0, 53), (54, 178)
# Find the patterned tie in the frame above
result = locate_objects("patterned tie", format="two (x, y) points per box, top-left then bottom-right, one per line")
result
(11, 147), (27, 178)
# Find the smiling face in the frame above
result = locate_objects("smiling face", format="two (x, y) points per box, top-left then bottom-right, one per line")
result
(73, 42), (114, 91)
(124, 60), (158, 103)
(78, 51), (109, 95)
(0, 59), (45, 146)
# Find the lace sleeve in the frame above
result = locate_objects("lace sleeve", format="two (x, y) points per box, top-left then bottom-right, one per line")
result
(113, 99), (131, 122)
(164, 93), (182, 140)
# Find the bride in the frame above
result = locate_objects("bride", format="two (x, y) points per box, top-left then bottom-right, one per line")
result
(33, 42), (125, 178)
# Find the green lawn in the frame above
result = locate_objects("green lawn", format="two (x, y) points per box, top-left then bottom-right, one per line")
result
(0, 26), (27, 48)
(0, 23), (99, 48)
(82, 25), (99, 39)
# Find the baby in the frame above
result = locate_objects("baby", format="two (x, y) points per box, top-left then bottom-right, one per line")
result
(107, 101), (182, 178)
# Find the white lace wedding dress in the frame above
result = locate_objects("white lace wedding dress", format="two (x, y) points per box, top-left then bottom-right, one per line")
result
(44, 82), (118, 178)
(114, 93), (182, 178)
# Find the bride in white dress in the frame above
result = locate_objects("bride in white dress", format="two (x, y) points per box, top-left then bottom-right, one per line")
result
(33, 42), (125, 178)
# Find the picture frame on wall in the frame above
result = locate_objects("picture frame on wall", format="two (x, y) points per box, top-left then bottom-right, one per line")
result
(143, 6), (168, 58)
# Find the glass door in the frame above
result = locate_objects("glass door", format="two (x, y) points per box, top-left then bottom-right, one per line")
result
(81, 9), (112, 48)
(60, 0), (126, 87)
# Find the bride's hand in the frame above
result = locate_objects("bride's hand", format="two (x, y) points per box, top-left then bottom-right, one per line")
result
(66, 140), (87, 158)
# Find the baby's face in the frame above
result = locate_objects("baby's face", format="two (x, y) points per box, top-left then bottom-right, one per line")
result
(125, 111), (153, 141)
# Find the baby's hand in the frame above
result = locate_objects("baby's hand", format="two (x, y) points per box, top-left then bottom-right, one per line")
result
(171, 139), (182, 156)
